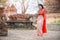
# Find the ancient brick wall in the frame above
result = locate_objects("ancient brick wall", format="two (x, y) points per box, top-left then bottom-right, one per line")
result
(44, 0), (60, 13)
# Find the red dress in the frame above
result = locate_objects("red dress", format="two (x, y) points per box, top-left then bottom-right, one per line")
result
(37, 9), (47, 37)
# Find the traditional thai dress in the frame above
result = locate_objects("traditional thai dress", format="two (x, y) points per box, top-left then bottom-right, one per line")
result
(37, 9), (47, 37)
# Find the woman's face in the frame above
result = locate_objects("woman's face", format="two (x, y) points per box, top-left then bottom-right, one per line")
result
(39, 6), (42, 9)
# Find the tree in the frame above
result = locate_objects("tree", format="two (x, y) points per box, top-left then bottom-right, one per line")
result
(0, 0), (7, 6)
(21, 0), (30, 14)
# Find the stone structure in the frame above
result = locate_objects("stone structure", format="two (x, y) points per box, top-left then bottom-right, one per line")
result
(44, 0), (60, 13)
(0, 7), (8, 36)
(4, 4), (17, 20)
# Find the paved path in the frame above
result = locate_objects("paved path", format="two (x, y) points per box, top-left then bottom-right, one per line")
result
(0, 29), (60, 40)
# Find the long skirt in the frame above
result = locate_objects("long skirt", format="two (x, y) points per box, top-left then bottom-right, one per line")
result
(37, 16), (44, 37)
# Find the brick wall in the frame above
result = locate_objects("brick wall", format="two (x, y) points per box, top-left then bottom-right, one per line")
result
(44, 0), (60, 13)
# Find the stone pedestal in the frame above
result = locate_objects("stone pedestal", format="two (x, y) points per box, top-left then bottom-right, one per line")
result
(0, 7), (8, 36)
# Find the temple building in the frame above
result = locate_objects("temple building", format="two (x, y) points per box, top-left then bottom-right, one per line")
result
(4, 4), (17, 20)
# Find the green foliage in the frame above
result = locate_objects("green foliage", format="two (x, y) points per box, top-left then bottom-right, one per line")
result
(0, 0), (6, 6)
(51, 20), (60, 24)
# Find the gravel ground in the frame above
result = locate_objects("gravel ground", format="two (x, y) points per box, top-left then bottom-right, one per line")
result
(0, 29), (60, 40)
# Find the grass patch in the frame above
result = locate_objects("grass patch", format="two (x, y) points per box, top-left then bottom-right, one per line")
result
(50, 20), (60, 24)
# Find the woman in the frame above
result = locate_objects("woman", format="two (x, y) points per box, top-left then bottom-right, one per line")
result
(36, 4), (47, 37)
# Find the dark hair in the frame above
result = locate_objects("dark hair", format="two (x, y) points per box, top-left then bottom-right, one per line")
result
(38, 4), (44, 9)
